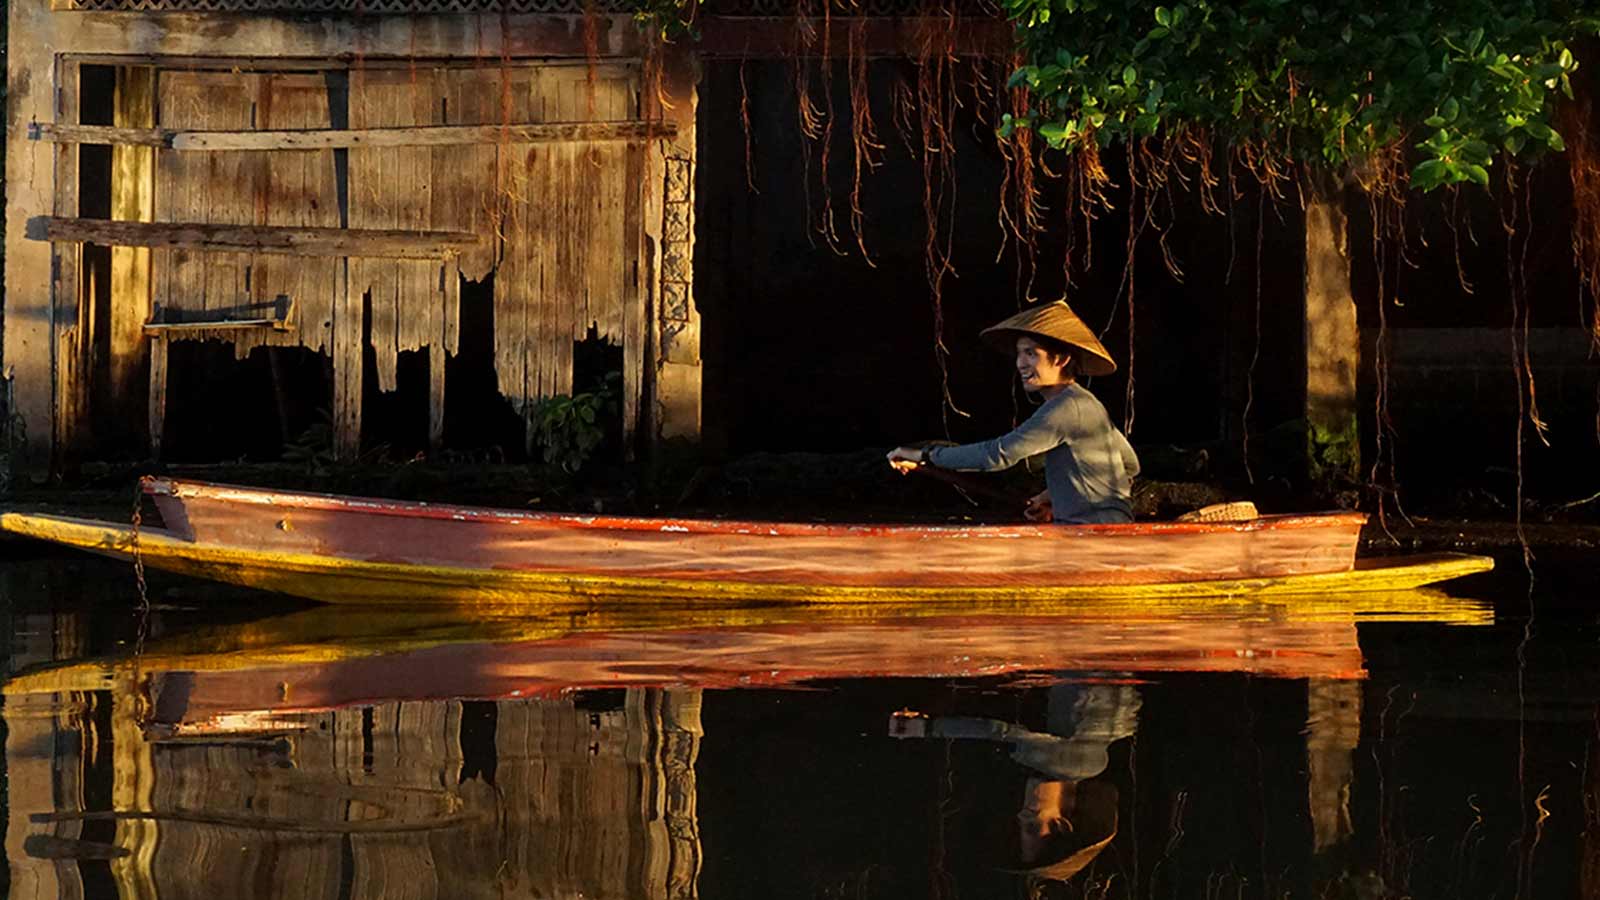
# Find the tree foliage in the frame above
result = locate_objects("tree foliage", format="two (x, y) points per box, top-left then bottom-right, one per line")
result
(998, 1), (1600, 190)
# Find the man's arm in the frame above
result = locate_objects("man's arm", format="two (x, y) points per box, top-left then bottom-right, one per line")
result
(926, 403), (1067, 473)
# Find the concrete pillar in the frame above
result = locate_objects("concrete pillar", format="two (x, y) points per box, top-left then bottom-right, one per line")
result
(652, 49), (703, 445)
(1303, 185), (1360, 481)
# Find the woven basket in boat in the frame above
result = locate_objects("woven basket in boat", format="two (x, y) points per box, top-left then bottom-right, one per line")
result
(1174, 501), (1259, 523)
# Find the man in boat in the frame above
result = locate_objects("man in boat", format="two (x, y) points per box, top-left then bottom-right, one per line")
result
(886, 300), (1141, 524)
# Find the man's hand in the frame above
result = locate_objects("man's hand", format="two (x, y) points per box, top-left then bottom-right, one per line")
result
(1023, 490), (1053, 522)
(886, 446), (925, 474)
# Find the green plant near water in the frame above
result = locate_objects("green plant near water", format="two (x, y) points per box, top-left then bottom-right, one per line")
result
(1308, 418), (1360, 484)
(530, 372), (621, 473)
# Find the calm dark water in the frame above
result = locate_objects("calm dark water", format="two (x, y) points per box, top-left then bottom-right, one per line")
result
(2, 551), (1597, 899)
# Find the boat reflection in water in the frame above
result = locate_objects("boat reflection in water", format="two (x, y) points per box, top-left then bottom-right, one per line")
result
(5, 585), (1491, 898)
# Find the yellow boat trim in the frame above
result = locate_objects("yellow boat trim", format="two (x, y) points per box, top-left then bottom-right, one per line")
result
(1, 510), (1495, 606)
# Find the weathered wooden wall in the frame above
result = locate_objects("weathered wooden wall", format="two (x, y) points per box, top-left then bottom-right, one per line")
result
(3, 4), (697, 469)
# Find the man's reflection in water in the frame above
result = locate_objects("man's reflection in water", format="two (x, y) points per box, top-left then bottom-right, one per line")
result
(892, 681), (1140, 884)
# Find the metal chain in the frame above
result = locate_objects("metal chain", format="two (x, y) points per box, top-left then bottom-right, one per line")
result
(130, 476), (151, 613)
(130, 476), (154, 729)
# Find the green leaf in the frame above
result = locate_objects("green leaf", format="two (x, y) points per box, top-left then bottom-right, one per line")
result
(1503, 133), (1526, 155)
(1154, 5), (1171, 26)
(1411, 158), (1448, 191)
(1442, 97), (1459, 123)
(1122, 64), (1138, 86)
(1458, 140), (1493, 165)
(1424, 115), (1446, 128)
(1466, 27), (1484, 55)
(1461, 162), (1490, 186)
(1547, 129), (1566, 151)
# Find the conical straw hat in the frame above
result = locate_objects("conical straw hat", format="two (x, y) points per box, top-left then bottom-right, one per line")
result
(980, 300), (1117, 376)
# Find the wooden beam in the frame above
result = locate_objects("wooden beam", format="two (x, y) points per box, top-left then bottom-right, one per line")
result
(31, 120), (678, 150)
(52, 58), (85, 463)
(143, 319), (291, 335)
(32, 217), (482, 260)
(148, 334), (168, 460)
(31, 123), (170, 146)
(61, 53), (642, 71)
(111, 66), (156, 430)
(332, 260), (362, 461)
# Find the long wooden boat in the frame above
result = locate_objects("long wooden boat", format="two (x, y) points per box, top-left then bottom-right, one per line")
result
(0, 477), (1493, 603)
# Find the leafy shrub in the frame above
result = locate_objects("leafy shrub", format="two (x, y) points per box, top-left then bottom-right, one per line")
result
(530, 372), (620, 473)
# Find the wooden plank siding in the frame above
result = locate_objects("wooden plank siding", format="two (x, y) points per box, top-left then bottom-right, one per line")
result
(349, 69), (438, 391)
(252, 73), (341, 357)
(487, 64), (643, 450)
(2, 11), (690, 470)
(33, 59), (650, 462)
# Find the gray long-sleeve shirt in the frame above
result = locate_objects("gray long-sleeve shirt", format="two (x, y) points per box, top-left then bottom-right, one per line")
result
(926, 384), (1139, 524)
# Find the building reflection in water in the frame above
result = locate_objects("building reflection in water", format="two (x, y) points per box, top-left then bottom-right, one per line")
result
(5, 572), (1530, 898)
(6, 670), (704, 898)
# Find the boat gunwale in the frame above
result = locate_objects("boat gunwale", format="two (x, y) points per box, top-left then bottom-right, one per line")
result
(0, 510), (1493, 603)
(147, 478), (1370, 539)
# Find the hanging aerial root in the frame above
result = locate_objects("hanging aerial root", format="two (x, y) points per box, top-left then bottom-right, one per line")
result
(1445, 187), (1477, 295)
(1498, 164), (1536, 568)
(914, 0), (968, 426)
(994, 53), (1045, 296)
(1362, 146), (1412, 534)
(739, 59), (759, 194)
(815, 0), (847, 253)
(791, 0), (821, 248)
(847, 18), (885, 265)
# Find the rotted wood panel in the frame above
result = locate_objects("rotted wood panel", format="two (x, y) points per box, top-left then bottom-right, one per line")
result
(488, 64), (641, 446)
(349, 69), (445, 392)
(251, 74), (340, 356)
(432, 67), (503, 289)
(154, 71), (263, 330)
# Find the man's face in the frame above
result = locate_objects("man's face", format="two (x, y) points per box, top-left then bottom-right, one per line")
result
(1015, 337), (1072, 393)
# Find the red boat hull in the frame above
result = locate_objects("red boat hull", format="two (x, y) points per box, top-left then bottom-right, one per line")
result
(148, 479), (1366, 589)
